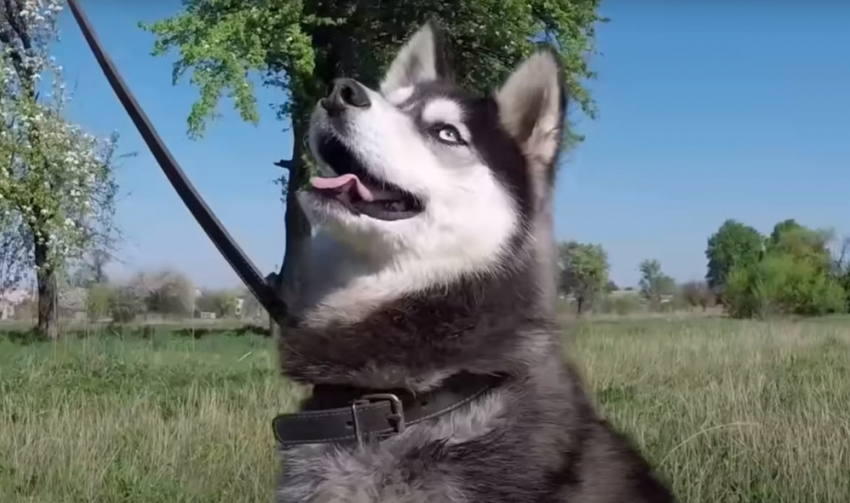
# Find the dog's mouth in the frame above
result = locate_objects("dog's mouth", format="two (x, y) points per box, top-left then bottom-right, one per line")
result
(309, 135), (424, 221)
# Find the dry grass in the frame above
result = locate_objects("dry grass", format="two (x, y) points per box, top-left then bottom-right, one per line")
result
(1, 317), (849, 502)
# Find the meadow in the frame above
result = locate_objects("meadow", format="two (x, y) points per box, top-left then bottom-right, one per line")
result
(1, 316), (849, 502)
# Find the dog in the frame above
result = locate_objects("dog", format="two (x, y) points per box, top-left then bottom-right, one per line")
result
(272, 21), (675, 503)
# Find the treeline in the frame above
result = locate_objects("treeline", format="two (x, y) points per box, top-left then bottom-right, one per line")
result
(558, 219), (850, 318)
(12, 269), (265, 324)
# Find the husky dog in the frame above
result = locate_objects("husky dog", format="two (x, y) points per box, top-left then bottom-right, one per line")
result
(273, 22), (675, 503)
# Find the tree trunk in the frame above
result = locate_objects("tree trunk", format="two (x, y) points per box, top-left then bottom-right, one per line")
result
(575, 296), (584, 317)
(34, 239), (58, 340)
(271, 118), (312, 336)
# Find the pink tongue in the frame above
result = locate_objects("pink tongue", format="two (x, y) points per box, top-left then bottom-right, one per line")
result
(310, 174), (374, 202)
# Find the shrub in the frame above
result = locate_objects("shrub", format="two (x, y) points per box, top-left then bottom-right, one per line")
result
(195, 289), (238, 318)
(725, 253), (847, 318)
(108, 286), (145, 324)
(86, 283), (112, 322)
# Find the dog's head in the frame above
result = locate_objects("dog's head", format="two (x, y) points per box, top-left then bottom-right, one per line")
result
(300, 21), (566, 294)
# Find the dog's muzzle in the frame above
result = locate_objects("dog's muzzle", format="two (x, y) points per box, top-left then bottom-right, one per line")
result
(321, 78), (371, 115)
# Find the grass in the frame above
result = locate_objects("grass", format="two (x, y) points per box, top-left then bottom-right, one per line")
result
(2, 318), (849, 502)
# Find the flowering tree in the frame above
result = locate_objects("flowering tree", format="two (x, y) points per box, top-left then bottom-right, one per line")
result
(1, 0), (121, 338)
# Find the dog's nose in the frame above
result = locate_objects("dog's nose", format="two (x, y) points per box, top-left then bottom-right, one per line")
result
(321, 78), (371, 113)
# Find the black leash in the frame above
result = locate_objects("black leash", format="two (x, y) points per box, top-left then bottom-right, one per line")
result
(66, 0), (288, 325)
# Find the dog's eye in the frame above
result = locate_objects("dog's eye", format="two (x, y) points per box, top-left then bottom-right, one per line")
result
(433, 124), (466, 146)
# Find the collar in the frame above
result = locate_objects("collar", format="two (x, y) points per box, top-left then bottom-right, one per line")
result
(272, 372), (506, 447)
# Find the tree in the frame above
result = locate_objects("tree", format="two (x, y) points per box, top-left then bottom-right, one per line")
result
(557, 241), (609, 315)
(680, 280), (713, 311)
(85, 282), (111, 322)
(638, 259), (676, 310)
(724, 220), (847, 318)
(705, 219), (764, 297)
(1, 0), (122, 339)
(70, 248), (112, 288)
(834, 237), (850, 311)
(766, 219), (832, 273)
(195, 288), (238, 318)
(108, 284), (144, 324)
(142, 1), (605, 324)
(0, 215), (28, 295)
(129, 269), (195, 318)
(725, 252), (846, 319)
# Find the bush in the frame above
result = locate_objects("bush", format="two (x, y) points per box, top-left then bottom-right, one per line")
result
(86, 283), (112, 322)
(680, 281), (715, 311)
(195, 289), (238, 318)
(130, 270), (195, 317)
(725, 253), (847, 318)
(597, 293), (643, 316)
(108, 286), (145, 324)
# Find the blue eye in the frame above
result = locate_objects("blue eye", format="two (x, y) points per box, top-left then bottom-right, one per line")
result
(433, 124), (466, 145)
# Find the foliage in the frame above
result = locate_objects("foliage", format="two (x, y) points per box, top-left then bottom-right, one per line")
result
(557, 240), (609, 315)
(141, 0), (606, 318)
(57, 285), (87, 313)
(723, 221), (847, 319)
(638, 259), (676, 310)
(70, 249), (111, 288)
(0, 215), (27, 293)
(141, 0), (605, 143)
(834, 237), (850, 311)
(107, 285), (144, 323)
(596, 292), (643, 316)
(195, 288), (238, 318)
(85, 282), (111, 322)
(765, 219), (833, 272)
(680, 280), (714, 311)
(1, 0), (122, 338)
(129, 270), (195, 318)
(705, 219), (764, 296)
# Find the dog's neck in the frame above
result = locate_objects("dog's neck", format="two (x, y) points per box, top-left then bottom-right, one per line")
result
(278, 230), (556, 391)
(291, 229), (520, 328)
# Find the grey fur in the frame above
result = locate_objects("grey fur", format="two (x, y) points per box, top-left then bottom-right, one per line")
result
(274, 22), (675, 503)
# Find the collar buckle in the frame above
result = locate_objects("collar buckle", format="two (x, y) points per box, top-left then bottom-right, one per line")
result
(351, 393), (405, 444)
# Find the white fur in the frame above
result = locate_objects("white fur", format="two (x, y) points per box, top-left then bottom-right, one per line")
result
(300, 89), (519, 326)
(296, 26), (563, 329)
(384, 85), (415, 107)
(300, 91), (519, 324)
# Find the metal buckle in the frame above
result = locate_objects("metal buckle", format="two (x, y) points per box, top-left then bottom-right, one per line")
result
(350, 393), (405, 445)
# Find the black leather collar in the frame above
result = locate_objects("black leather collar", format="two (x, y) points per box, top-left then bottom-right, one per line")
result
(272, 373), (506, 447)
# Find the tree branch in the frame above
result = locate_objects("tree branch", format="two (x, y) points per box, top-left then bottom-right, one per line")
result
(273, 158), (294, 170)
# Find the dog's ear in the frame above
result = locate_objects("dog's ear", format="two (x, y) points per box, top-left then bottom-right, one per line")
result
(495, 49), (567, 181)
(381, 21), (450, 95)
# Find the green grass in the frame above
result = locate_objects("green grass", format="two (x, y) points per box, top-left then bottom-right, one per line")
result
(2, 318), (849, 502)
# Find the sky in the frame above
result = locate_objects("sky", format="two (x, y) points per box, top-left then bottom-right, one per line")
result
(51, 1), (850, 289)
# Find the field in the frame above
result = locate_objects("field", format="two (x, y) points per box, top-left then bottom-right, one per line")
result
(1, 317), (849, 502)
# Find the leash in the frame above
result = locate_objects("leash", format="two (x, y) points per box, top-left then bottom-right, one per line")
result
(66, 0), (288, 325)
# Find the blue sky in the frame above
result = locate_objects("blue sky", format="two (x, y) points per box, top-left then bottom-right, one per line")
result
(53, 1), (850, 289)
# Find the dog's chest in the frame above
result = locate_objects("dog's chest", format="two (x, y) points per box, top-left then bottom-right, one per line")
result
(274, 443), (465, 503)
(274, 391), (505, 503)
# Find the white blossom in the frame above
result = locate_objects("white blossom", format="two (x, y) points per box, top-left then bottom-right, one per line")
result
(1, 0), (120, 290)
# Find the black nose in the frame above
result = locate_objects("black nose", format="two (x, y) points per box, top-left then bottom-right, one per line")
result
(321, 78), (371, 113)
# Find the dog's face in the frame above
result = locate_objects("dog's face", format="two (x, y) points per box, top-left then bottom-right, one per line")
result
(300, 21), (566, 284)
